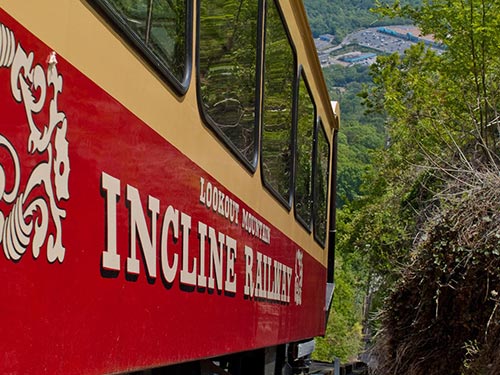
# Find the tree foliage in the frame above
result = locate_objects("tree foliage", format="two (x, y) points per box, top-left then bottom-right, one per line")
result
(312, 44), (386, 361)
(322, 64), (385, 207)
(346, 0), (500, 283)
(371, 0), (500, 162)
(313, 250), (364, 362)
(303, 0), (420, 40)
(357, 0), (500, 373)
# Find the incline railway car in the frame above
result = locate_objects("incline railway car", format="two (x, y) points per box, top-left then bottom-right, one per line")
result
(0, 0), (339, 374)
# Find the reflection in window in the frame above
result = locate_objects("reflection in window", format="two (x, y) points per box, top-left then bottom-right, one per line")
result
(103, 0), (187, 83)
(262, 0), (295, 204)
(295, 74), (315, 227)
(199, 0), (259, 165)
(314, 121), (330, 245)
(109, 0), (148, 39)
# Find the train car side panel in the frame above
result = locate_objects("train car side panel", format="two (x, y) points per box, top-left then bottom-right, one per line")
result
(0, 10), (326, 374)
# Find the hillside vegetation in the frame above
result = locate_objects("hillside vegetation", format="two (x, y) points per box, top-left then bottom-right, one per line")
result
(304, 0), (420, 40)
(306, 0), (500, 372)
(365, 1), (500, 372)
(303, 0), (389, 363)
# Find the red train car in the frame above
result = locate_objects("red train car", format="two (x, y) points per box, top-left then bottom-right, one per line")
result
(0, 1), (339, 374)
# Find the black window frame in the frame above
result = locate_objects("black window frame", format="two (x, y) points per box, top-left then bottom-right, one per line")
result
(313, 117), (331, 247)
(293, 67), (317, 233)
(195, 0), (264, 172)
(90, 0), (193, 95)
(260, 0), (298, 210)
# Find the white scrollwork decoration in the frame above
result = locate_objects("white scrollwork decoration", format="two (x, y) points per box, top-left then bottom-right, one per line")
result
(0, 23), (70, 263)
(294, 249), (303, 305)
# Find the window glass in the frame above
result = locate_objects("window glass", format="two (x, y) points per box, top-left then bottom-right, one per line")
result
(314, 121), (330, 245)
(103, 0), (187, 85)
(199, 0), (259, 165)
(108, 0), (148, 39)
(295, 73), (315, 227)
(148, 0), (187, 80)
(261, 0), (295, 204)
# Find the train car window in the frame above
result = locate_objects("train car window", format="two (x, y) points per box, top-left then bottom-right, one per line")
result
(148, 0), (188, 80)
(198, 0), (260, 169)
(294, 71), (315, 229)
(314, 119), (330, 246)
(109, 0), (148, 40)
(261, 0), (295, 207)
(93, 0), (190, 93)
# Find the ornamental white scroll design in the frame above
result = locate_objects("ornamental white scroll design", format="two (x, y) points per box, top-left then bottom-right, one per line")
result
(0, 23), (70, 263)
(294, 249), (303, 305)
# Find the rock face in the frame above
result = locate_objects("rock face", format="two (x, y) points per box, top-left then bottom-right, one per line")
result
(371, 171), (500, 375)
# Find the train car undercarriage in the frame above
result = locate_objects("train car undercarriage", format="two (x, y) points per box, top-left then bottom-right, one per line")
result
(125, 343), (313, 375)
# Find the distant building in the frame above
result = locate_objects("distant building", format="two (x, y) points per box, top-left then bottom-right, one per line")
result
(376, 26), (445, 50)
(319, 34), (335, 43)
(340, 53), (376, 64)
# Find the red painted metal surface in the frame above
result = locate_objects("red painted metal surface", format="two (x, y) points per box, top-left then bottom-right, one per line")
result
(0, 10), (326, 374)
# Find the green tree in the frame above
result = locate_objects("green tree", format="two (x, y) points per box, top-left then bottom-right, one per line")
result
(358, 1), (500, 373)
(321, 64), (385, 207)
(355, 0), (500, 278)
(303, 0), (421, 39)
(372, 0), (500, 161)
(313, 242), (365, 362)
(350, 1), (496, 300)
(311, 39), (386, 362)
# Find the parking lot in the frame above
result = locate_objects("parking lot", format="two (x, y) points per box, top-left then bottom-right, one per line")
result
(347, 27), (416, 55)
(316, 25), (443, 67)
